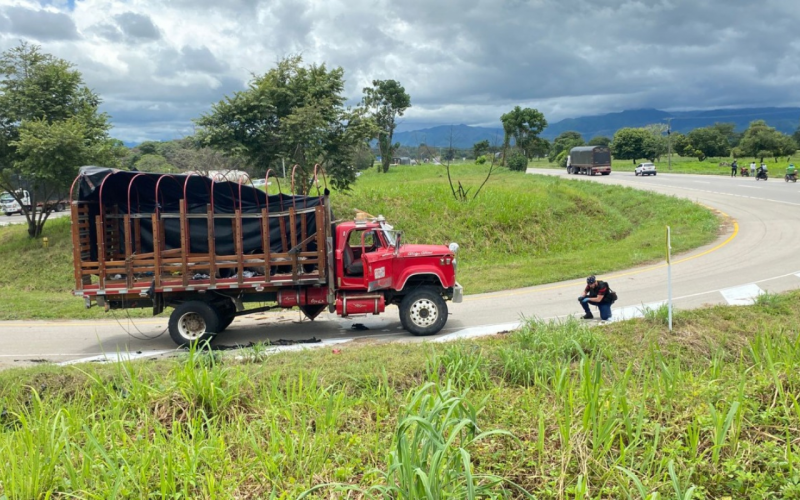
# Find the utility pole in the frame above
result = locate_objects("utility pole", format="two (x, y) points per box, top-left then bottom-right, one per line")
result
(665, 117), (673, 171)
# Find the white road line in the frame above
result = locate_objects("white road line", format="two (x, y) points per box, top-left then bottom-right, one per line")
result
(737, 185), (762, 189)
(58, 339), (355, 365)
(795, 272), (800, 279)
(432, 321), (521, 342)
(694, 181), (710, 184)
(59, 350), (175, 365)
(609, 301), (667, 322)
(720, 284), (764, 306)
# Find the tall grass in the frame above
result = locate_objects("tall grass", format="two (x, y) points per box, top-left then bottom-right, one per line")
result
(2, 291), (800, 498)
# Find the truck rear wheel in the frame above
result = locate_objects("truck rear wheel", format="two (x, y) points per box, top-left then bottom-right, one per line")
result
(399, 287), (448, 336)
(168, 301), (221, 346)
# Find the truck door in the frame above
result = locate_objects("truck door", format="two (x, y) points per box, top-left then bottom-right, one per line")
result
(362, 233), (394, 291)
(339, 229), (393, 290)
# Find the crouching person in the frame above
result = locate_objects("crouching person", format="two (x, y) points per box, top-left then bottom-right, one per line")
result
(578, 275), (612, 320)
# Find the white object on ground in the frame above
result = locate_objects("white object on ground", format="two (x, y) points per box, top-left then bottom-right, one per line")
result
(720, 284), (764, 306)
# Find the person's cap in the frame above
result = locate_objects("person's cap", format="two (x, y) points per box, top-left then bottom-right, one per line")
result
(586, 275), (596, 284)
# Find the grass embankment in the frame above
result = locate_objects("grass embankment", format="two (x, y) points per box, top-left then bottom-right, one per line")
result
(2, 291), (799, 498)
(530, 152), (800, 176)
(0, 164), (719, 320)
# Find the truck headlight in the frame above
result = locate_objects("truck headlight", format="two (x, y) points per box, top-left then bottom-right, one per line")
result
(448, 242), (459, 254)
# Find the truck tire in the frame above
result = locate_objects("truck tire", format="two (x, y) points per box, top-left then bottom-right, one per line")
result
(168, 301), (221, 346)
(214, 302), (236, 332)
(4, 213), (10, 217)
(399, 287), (448, 336)
(55, 203), (65, 212)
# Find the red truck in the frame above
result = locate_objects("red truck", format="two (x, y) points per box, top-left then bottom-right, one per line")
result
(70, 167), (462, 346)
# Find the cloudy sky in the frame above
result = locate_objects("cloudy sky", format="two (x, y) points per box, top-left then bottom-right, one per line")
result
(1, 0), (799, 143)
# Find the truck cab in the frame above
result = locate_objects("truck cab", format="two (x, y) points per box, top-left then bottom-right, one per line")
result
(1, 190), (31, 216)
(334, 214), (462, 335)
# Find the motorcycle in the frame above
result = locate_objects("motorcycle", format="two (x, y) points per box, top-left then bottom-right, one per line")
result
(756, 169), (768, 181)
(740, 167), (749, 177)
(786, 172), (798, 183)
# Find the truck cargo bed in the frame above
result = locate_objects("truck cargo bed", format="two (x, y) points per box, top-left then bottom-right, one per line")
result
(71, 167), (330, 299)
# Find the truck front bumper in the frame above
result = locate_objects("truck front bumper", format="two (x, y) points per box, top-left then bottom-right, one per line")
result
(452, 282), (463, 303)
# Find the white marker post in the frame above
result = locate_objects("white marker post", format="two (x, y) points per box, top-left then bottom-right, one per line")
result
(666, 226), (673, 331)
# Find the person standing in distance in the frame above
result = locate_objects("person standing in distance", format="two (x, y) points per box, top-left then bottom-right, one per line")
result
(750, 161), (756, 177)
(731, 160), (738, 177)
(578, 275), (612, 320)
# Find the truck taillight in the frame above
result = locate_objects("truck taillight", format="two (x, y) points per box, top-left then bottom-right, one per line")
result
(440, 257), (452, 265)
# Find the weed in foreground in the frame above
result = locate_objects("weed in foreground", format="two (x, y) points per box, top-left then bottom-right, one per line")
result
(300, 382), (532, 499)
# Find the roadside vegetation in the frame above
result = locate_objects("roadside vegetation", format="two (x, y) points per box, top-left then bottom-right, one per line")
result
(0, 163), (719, 320)
(2, 290), (799, 498)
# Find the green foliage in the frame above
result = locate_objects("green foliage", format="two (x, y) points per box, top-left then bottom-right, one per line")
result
(134, 153), (172, 172)
(687, 126), (730, 158)
(500, 106), (547, 160)
(505, 150), (528, 171)
(363, 79), (411, 174)
(611, 127), (659, 163)
(0, 42), (115, 237)
(588, 136), (611, 147)
(472, 139), (490, 159)
(474, 155), (487, 165)
(196, 55), (374, 192)
(6, 290), (800, 497)
(555, 149), (568, 168)
(739, 120), (796, 162)
(710, 122), (741, 147)
(549, 130), (585, 162)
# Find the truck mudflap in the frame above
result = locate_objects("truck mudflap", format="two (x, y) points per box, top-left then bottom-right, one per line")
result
(452, 282), (463, 303)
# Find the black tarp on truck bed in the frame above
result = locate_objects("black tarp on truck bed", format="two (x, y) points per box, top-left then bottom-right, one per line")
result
(75, 167), (325, 261)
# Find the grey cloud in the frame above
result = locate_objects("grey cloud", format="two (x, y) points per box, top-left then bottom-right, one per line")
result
(2, 6), (79, 41)
(22, 0), (800, 142)
(113, 12), (161, 41)
(181, 46), (228, 74)
(88, 22), (124, 42)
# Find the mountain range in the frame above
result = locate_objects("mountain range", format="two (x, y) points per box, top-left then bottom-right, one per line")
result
(393, 107), (800, 149)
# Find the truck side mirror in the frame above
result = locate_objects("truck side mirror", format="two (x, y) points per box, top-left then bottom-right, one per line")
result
(394, 231), (403, 257)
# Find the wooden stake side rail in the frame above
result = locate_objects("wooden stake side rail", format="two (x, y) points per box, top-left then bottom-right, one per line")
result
(73, 201), (328, 296)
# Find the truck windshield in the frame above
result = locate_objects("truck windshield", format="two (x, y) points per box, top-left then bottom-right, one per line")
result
(379, 221), (397, 246)
(0, 193), (13, 202)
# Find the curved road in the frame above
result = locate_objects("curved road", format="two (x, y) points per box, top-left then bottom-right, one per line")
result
(2, 169), (800, 368)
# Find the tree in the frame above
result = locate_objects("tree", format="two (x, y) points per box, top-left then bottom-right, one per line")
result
(549, 131), (584, 163)
(671, 133), (693, 157)
(773, 134), (797, 160)
(643, 124), (668, 160)
(362, 79), (411, 174)
(793, 120), (800, 149)
(588, 136), (611, 147)
(473, 139), (490, 159)
(0, 42), (115, 238)
(687, 126), (730, 159)
(739, 120), (783, 163)
(500, 106), (547, 163)
(710, 122), (741, 148)
(196, 56), (375, 192)
(611, 128), (658, 164)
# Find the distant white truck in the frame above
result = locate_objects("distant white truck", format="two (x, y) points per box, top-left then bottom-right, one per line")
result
(1, 189), (67, 216)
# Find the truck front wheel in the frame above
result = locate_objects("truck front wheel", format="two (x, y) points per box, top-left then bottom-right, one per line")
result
(399, 287), (448, 336)
(168, 301), (221, 346)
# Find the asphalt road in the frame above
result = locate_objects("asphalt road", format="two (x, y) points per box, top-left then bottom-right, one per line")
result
(2, 169), (799, 368)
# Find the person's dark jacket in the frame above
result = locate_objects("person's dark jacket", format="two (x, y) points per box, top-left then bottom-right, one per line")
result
(584, 281), (612, 303)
